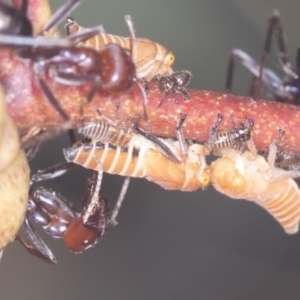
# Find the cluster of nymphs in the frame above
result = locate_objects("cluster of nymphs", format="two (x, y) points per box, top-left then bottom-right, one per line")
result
(22, 112), (300, 264)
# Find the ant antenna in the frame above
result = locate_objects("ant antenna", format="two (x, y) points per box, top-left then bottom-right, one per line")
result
(124, 15), (148, 121)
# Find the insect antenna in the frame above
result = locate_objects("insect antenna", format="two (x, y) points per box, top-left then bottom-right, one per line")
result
(124, 14), (148, 121)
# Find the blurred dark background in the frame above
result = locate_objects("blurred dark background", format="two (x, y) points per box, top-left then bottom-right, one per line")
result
(2, 0), (300, 299)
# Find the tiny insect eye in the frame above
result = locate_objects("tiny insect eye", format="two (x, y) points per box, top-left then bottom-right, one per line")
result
(199, 171), (210, 188)
(165, 52), (175, 66)
(230, 171), (245, 187)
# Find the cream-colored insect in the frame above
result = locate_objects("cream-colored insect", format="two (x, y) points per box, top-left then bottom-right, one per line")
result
(77, 115), (133, 147)
(210, 133), (300, 234)
(64, 114), (210, 191)
(65, 16), (175, 80)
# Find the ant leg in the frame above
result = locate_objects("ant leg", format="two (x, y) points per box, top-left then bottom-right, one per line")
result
(225, 49), (261, 93)
(124, 15), (148, 121)
(26, 142), (41, 162)
(296, 47), (300, 77)
(67, 130), (77, 145)
(109, 176), (131, 226)
(20, 0), (28, 16)
(248, 75), (260, 98)
(133, 125), (180, 163)
(225, 50), (237, 93)
(225, 49), (285, 99)
(16, 218), (57, 264)
(31, 161), (74, 184)
(263, 11), (295, 78)
(37, 78), (70, 121)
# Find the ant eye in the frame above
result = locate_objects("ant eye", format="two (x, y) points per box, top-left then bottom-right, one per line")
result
(165, 52), (175, 66)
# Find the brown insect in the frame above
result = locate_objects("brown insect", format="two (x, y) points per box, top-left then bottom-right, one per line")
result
(15, 164), (129, 264)
(149, 70), (192, 106)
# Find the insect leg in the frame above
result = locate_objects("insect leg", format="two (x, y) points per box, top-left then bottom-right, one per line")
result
(25, 142), (41, 162)
(206, 114), (223, 148)
(109, 176), (131, 226)
(30, 161), (74, 184)
(37, 78), (70, 121)
(82, 156), (103, 224)
(263, 11), (295, 78)
(124, 15), (149, 121)
(133, 124), (180, 163)
(15, 218), (57, 264)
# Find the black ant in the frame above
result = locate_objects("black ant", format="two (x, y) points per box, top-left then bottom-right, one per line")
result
(0, 0), (137, 122)
(225, 11), (300, 104)
(14, 162), (128, 264)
